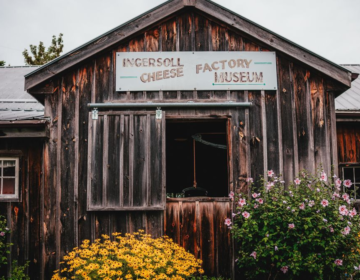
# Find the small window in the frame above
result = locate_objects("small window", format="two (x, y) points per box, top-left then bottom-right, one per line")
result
(342, 166), (360, 200)
(0, 158), (19, 201)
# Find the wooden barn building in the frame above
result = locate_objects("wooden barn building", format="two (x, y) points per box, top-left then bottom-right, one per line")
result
(1, 0), (358, 279)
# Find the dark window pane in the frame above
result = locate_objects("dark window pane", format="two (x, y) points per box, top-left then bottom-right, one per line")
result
(344, 168), (354, 181)
(3, 161), (15, 176)
(355, 168), (360, 184)
(0, 161), (2, 176)
(2, 178), (15, 194)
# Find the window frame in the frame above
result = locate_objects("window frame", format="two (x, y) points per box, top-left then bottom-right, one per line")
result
(0, 157), (20, 201)
(341, 164), (360, 201)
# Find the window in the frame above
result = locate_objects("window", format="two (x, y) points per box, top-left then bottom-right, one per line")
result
(342, 166), (360, 200)
(0, 158), (19, 200)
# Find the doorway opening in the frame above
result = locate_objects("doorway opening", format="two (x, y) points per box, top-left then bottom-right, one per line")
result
(166, 119), (229, 197)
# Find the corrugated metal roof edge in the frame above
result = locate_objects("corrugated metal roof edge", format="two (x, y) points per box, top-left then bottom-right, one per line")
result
(0, 66), (40, 70)
(24, 0), (351, 79)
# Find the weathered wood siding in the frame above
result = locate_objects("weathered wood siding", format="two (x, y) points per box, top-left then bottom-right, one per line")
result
(165, 198), (232, 278)
(337, 122), (360, 164)
(2, 9), (339, 279)
(0, 140), (43, 279)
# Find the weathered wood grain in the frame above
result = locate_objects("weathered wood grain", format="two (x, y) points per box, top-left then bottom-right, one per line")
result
(265, 91), (280, 175)
(249, 91), (264, 188)
(60, 72), (76, 259)
(78, 64), (93, 242)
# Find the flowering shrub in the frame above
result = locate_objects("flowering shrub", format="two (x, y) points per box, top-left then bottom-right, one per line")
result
(52, 230), (204, 280)
(228, 170), (360, 279)
(0, 215), (11, 269)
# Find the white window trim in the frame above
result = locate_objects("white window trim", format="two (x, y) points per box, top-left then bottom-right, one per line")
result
(0, 157), (19, 201)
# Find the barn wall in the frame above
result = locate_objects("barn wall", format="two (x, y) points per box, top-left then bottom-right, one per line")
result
(1, 9), (338, 279)
(0, 139), (43, 279)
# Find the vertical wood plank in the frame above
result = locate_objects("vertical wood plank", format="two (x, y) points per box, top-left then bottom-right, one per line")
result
(119, 115), (124, 207)
(78, 65), (93, 244)
(276, 58), (284, 177)
(43, 86), (59, 279)
(289, 64), (299, 176)
(249, 91), (264, 188)
(265, 91), (280, 175)
(129, 114), (134, 206)
(107, 116), (121, 206)
(60, 72), (76, 260)
(293, 65), (314, 174)
(74, 70), (80, 249)
(329, 92), (339, 174)
(56, 78), (63, 268)
(199, 202), (214, 275)
(261, 90), (268, 181)
(133, 114), (147, 207)
(122, 115), (130, 207)
(311, 76), (331, 175)
(102, 115), (109, 206)
(278, 58), (295, 185)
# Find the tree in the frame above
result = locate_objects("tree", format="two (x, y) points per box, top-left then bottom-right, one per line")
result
(22, 33), (64, 65)
(0, 61), (5, 67)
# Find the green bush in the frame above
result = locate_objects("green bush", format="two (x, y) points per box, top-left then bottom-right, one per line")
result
(0, 215), (11, 268)
(1, 261), (30, 280)
(229, 170), (360, 279)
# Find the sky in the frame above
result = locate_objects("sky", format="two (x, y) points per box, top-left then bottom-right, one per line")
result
(0, 0), (359, 66)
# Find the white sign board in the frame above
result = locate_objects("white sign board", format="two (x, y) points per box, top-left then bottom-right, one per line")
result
(116, 52), (277, 91)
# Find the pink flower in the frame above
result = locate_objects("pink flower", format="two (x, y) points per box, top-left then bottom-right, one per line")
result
(280, 266), (288, 274)
(246, 177), (253, 183)
(342, 193), (349, 200)
(250, 251), (257, 259)
(346, 199), (351, 205)
(344, 179), (352, 188)
(0, 232), (5, 237)
(228, 191), (234, 200)
(275, 246), (278, 251)
(299, 203), (305, 210)
(266, 182), (274, 191)
(350, 208), (357, 217)
(288, 223), (295, 229)
(320, 171), (327, 182)
(252, 193), (258, 199)
(342, 226), (351, 236)
(268, 170), (274, 177)
(308, 200), (315, 207)
(225, 218), (232, 227)
(242, 211), (250, 219)
(335, 178), (342, 188)
(333, 192), (340, 198)
(232, 212), (237, 218)
(254, 204), (258, 209)
(334, 259), (343, 266)
(238, 198), (246, 207)
(339, 205), (349, 216)
(256, 198), (264, 204)
(330, 227), (334, 232)
(294, 178), (301, 185)
(321, 199), (329, 207)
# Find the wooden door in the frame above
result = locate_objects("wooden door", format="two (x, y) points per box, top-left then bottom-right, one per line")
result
(87, 111), (166, 211)
(165, 197), (232, 278)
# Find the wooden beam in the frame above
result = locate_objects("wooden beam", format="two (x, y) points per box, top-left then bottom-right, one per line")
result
(0, 128), (47, 138)
(25, 0), (186, 90)
(194, 0), (351, 87)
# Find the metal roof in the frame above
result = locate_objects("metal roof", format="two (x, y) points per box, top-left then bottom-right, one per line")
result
(24, 0), (351, 79)
(0, 66), (45, 120)
(335, 65), (360, 111)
